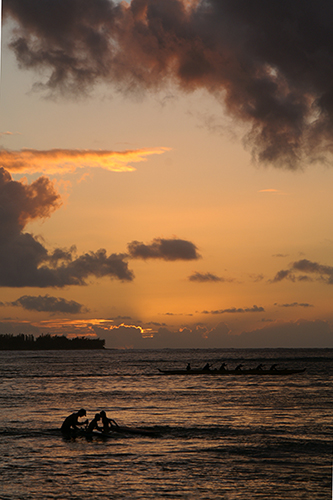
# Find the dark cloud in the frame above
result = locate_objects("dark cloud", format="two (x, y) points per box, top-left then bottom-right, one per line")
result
(128, 238), (200, 261)
(202, 305), (264, 314)
(7, 294), (88, 314)
(0, 168), (134, 287)
(270, 269), (295, 283)
(161, 312), (193, 317)
(271, 259), (333, 284)
(0, 169), (199, 287)
(5, 0), (333, 168)
(275, 302), (314, 308)
(44, 248), (134, 286)
(0, 166), (61, 236)
(292, 259), (333, 284)
(188, 272), (225, 282)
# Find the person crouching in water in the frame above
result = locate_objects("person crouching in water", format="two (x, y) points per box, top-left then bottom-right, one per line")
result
(100, 410), (119, 433)
(61, 408), (88, 433)
(86, 413), (103, 433)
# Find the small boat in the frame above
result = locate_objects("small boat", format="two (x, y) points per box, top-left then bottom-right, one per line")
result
(157, 368), (306, 376)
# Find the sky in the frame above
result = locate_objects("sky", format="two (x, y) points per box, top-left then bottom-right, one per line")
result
(0, 0), (333, 348)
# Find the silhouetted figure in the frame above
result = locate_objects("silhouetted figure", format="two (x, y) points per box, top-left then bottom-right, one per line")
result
(270, 364), (278, 371)
(219, 363), (227, 371)
(87, 413), (103, 433)
(235, 364), (243, 371)
(256, 364), (264, 371)
(202, 363), (210, 371)
(100, 410), (118, 433)
(61, 409), (87, 433)
(186, 363), (191, 371)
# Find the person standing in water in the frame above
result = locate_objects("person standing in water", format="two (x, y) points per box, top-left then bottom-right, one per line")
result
(61, 409), (87, 433)
(100, 410), (119, 433)
(87, 413), (103, 433)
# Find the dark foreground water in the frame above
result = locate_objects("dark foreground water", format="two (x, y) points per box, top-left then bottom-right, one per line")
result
(0, 348), (332, 499)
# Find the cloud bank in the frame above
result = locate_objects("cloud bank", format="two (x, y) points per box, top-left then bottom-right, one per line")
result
(5, 0), (333, 168)
(1, 316), (332, 348)
(95, 319), (333, 348)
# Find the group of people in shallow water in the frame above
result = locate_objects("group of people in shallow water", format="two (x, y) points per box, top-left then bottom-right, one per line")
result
(61, 409), (118, 434)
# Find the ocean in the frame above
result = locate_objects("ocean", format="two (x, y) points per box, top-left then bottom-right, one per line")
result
(0, 348), (332, 499)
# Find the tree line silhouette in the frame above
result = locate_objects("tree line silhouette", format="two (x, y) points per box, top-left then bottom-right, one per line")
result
(0, 334), (105, 350)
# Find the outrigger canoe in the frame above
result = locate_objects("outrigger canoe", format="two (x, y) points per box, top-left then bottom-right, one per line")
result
(157, 368), (306, 376)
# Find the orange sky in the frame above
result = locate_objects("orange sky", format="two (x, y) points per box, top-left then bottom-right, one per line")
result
(1, 1), (333, 348)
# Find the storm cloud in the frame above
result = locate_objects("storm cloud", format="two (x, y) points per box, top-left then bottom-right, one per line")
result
(0, 167), (134, 287)
(7, 294), (88, 314)
(128, 238), (200, 261)
(5, 0), (333, 168)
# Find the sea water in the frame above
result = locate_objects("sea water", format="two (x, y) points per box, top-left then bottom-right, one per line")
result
(0, 348), (332, 499)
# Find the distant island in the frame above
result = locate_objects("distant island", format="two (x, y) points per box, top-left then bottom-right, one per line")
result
(0, 334), (105, 350)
